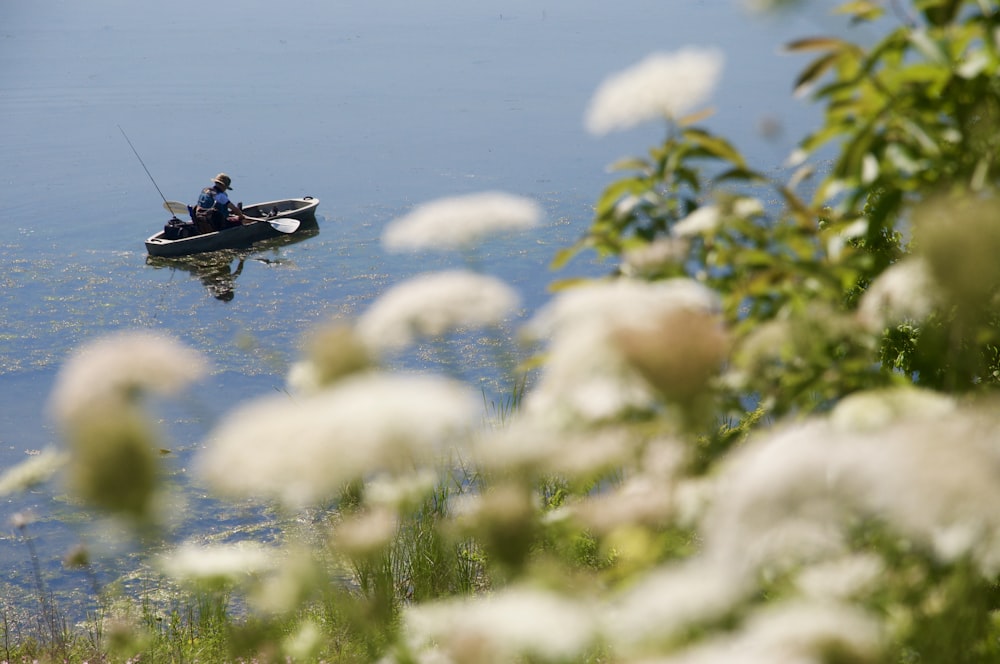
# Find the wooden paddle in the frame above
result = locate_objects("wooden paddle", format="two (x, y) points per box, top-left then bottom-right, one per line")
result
(163, 201), (300, 234)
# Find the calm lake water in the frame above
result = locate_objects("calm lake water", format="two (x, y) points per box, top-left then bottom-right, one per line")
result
(1, 0), (839, 616)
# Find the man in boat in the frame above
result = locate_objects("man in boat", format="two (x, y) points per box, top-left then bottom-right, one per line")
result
(192, 173), (246, 234)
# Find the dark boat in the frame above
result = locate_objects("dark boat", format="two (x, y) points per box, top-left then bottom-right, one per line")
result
(145, 196), (320, 258)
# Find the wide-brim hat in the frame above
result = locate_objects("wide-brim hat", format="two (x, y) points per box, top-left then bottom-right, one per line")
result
(213, 173), (233, 190)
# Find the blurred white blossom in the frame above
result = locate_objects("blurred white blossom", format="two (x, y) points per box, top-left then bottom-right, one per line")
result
(673, 205), (721, 237)
(732, 196), (765, 217)
(527, 278), (720, 340)
(621, 237), (690, 278)
(289, 322), (373, 392)
(703, 399), (1000, 577)
(0, 449), (67, 496)
(672, 198), (763, 239)
(286, 360), (323, 394)
(523, 278), (721, 423)
(158, 541), (278, 586)
(249, 546), (323, 615)
(571, 473), (676, 533)
(197, 372), (479, 507)
(585, 48), (724, 135)
(826, 218), (869, 261)
(365, 469), (439, 508)
(524, 323), (656, 423)
(382, 192), (542, 252)
(357, 270), (520, 351)
(402, 586), (597, 663)
(48, 330), (207, 425)
(472, 419), (635, 479)
(334, 507), (399, 557)
(652, 600), (882, 664)
(795, 554), (885, 601)
(857, 258), (940, 331)
(603, 560), (751, 652)
(283, 620), (324, 661)
(829, 387), (955, 432)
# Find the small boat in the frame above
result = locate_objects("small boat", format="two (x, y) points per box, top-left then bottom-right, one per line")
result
(145, 196), (320, 258)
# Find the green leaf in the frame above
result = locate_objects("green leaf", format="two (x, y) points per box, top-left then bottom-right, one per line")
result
(784, 36), (851, 53)
(737, 249), (781, 268)
(714, 167), (767, 184)
(833, 0), (885, 22)
(793, 51), (843, 97)
(800, 123), (845, 155)
(681, 128), (747, 168)
(677, 106), (716, 127)
(675, 166), (703, 192)
(594, 178), (647, 219)
(550, 245), (580, 270)
(909, 29), (948, 65)
(882, 62), (950, 89)
(606, 157), (651, 174)
(899, 118), (942, 156)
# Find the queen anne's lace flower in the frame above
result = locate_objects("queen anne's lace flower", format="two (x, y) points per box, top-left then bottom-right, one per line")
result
(585, 48), (724, 135)
(857, 258), (939, 331)
(523, 278), (721, 424)
(197, 372), (478, 507)
(382, 192), (541, 252)
(403, 586), (597, 662)
(642, 600), (881, 664)
(48, 330), (207, 425)
(357, 270), (520, 351)
(0, 449), (67, 496)
(704, 397), (1000, 577)
(158, 541), (278, 586)
(673, 205), (721, 237)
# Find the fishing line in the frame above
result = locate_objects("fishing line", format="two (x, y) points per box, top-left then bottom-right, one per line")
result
(118, 125), (175, 215)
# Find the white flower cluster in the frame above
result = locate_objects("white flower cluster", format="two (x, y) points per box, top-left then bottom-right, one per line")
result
(0, 449), (68, 496)
(48, 329), (208, 425)
(585, 48), (724, 135)
(389, 385), (1000, 663)
(523, 278), (721, 424)
(357, 270), (520, 352)
(857, 257), (940, 331)
(382, 191), (542, 252)
(158, 541), (279, 586)
(47, 330), (210, 520)
(197, 372), (479, 508)
(706, 392), (1000, 576)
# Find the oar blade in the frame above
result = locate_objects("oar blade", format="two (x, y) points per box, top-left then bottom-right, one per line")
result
(243, 215), (301, 233)
(268, 217), (300, 233)
(163, 201), (190, 216)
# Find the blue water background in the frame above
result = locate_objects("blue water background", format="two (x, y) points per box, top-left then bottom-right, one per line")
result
(0, 0), (860, 618)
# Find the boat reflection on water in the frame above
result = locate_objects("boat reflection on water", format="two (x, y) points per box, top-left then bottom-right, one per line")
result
(145, 225), (319, 301)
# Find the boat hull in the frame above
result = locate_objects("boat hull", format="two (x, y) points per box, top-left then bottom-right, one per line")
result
(145, 196), (319, 258)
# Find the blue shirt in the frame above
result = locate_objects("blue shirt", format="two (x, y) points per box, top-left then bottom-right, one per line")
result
(198, 187), (229, 212)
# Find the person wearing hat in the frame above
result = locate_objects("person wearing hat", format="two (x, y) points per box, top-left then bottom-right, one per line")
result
(192, 173), (246, 234)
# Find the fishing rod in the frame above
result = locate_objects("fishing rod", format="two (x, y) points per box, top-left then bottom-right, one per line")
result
(118, 125), (178, 218)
